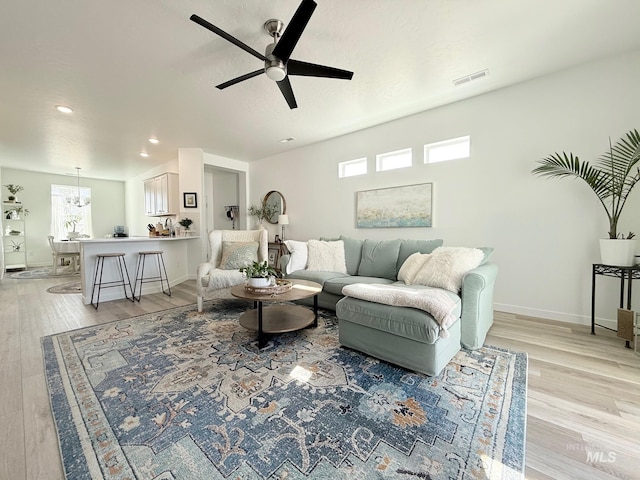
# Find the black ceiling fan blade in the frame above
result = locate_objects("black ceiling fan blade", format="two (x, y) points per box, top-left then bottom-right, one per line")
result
(287, 59), (353, 80)
(216, 69), (264, 90)
(272, 0), (316, 64)
(277, 77), (298, 109)
(190, 14), (267, 62)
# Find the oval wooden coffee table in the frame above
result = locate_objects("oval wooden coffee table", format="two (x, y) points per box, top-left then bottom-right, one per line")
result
(231, 279), (322, 348)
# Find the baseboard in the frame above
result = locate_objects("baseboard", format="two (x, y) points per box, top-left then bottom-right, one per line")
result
(494, 302), (617, 330)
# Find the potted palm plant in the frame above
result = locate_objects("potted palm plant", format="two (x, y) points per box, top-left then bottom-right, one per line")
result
(239, 260), (277, 287)
(532, 128), (640, 266)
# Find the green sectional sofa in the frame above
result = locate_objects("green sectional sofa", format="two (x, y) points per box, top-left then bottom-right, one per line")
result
(282, 236), (498, 376)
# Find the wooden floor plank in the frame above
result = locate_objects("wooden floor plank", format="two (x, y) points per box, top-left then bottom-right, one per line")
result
(0, 412), (26, 480)
(1, 275), (638, 480)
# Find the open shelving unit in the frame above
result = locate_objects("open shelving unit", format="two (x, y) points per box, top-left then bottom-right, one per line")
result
(2, 201), (27, 271)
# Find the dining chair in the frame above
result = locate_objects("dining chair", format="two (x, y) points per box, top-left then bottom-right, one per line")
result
(47, 235), (80, 274)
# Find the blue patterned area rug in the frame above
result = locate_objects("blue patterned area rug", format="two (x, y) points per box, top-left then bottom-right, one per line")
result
(42, 299), (527, 479)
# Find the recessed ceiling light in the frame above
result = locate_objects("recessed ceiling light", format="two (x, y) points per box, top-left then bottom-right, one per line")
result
(148, 138), (159, 144)
(140, 152), (149, 158)
(279, 137), (296, 143)
(56, 105), (73, 114)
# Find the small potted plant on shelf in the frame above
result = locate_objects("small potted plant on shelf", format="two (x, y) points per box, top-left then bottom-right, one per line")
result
(4, 184), (24, 203)
(10, 240), (23, 251)
(239, 260), (277, 287)
(4, 205), (30, 219)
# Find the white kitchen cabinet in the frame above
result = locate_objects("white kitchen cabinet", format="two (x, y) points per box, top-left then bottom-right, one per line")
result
(144, 173), (179, 216)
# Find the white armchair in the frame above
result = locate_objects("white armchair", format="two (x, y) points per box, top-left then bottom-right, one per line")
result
(197, 228), (268, 312)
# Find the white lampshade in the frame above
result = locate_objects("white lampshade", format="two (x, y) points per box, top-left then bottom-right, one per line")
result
(278, 214), (289, 225)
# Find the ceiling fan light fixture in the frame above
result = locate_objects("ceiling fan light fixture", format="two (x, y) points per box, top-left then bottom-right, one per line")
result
(266, 65), (286, 81)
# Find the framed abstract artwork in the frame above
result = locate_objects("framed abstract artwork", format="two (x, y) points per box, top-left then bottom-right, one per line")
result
(356, 183), (433, 228)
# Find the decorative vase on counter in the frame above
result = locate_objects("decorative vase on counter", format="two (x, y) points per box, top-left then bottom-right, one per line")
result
(599, 239), (637, 266)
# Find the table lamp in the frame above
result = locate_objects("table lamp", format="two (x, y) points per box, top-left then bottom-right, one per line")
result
(278, 214), (289, 241)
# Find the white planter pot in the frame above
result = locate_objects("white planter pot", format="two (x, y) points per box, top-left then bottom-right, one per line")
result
(599, 239), (637, 266)
(248, 277), (270, 288)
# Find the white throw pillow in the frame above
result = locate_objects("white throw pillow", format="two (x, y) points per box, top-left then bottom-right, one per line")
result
(412, 246), (484, 292)
(284, 240), (309, 274)
(397, 252), (431, 284)
(306, 239), (347, 273)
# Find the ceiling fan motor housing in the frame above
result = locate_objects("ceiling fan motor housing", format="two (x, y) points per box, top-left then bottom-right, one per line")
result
(264, 20), (287, 81)
(264, 42), (287, 81)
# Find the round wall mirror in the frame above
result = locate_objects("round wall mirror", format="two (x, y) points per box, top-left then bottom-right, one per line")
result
(263, 190), (286, 224)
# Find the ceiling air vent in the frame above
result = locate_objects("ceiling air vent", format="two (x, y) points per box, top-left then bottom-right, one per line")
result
(453, 69), (489, 87)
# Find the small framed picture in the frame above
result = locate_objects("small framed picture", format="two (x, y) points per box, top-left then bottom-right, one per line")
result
(183, 192), (197, 208)
(268, 245), (280, 269)
(274, 234), (280, 243)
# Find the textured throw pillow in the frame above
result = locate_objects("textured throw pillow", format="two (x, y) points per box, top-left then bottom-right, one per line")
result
(477, 247), (494, 264)
(396, 238), (444, 272)
(412, 246), (484, 292)
(283, 240), (308, 274)
(306, 239), (347, 273)
(397, 252), (431, 284)
(357, 239), (402, 280)
(219, 241), (258, 270)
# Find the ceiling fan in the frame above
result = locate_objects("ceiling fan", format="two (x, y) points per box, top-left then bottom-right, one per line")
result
(190, 0), (354, 109)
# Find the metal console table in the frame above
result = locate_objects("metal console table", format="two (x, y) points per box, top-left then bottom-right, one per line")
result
(591, 263), (640, 348)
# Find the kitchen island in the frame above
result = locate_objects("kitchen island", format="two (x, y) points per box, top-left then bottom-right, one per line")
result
(78, 236), (199, 305)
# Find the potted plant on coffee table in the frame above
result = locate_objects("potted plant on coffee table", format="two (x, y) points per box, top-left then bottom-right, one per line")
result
(239, 260), (277, 287)
(532, 128), (640, 266)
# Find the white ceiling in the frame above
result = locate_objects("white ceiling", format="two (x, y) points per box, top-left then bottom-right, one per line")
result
(1, 0), (640, 181)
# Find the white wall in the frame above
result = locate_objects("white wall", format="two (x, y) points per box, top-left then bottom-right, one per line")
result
(2, 168), (125, 267)
(248, 49), (640, 327)
(205, 169), (239, 232)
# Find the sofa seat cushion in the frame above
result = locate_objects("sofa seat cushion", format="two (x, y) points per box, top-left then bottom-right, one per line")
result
(287, 269), (350, 286)
(337, 296), (449, 345)
(323, 276), (394, 296)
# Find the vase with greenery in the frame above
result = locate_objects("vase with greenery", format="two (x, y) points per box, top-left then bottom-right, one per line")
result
(65, 215), (81, 239)
(239, 260), (277, 287)
(4, 184), (24, 202)
(248, 202), (278, 226)
(4, 205), (30, 219)
(532, 128), (640, 265)
(178, 217), (193, 229)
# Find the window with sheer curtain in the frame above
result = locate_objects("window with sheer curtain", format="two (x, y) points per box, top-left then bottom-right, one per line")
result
(51, 185), (92, 240)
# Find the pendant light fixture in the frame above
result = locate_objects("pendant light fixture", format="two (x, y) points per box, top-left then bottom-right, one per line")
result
(67, 167), (90, 207)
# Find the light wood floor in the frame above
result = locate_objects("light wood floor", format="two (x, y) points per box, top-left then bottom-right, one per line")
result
(0, 275), (638, 480)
